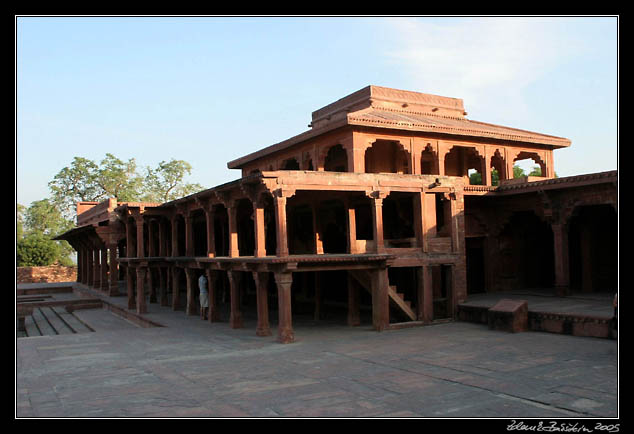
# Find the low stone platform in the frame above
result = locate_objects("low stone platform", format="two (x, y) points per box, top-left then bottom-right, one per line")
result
(458, 290), (616, 339)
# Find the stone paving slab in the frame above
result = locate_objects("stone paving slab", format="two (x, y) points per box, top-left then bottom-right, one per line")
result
(16, 306), (619, 418)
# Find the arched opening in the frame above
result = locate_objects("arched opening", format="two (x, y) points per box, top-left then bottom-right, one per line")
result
(364, 140), (410, 174)
(513, 152), (547, 178)
(324, 144), (348, 172)
(212, 204), (229, 257)
(568, 204), (617, 293)
(444, 146), (483, 182)
(280, 158), (300, 170)
(420, 144), (438, 175)
(490, 150), (506, 185)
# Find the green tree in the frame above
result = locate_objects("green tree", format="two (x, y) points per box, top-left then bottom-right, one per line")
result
(17, 233), (61, 267)
(141, 159), (204, 203)
(48, 156), (101, 220)
(513, 165), (526, 178)
(95, 153), (144, 202)
(49, 154), (203, 217)
(21, 199), (75, 266)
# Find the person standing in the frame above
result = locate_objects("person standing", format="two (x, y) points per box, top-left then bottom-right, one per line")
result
(198, 273), (208, 320)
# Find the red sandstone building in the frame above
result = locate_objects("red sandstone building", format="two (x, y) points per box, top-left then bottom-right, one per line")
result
(56, 86), (618, 343)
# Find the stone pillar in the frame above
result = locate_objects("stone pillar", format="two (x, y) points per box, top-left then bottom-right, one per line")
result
(413, 191), (427, 252)
(347, 273), (361, 326)
(312, 202), (323, 254)
(100, 248), (109, 291)
(227, 204), (240, 258)
(253, 201), (267, 258)
(136, 267), (147, 314)
(87, 249), (94, 286)
(206, 270), (221, 322)
(450, 192), (461, 253)
(184, 268), (196, 315)
(185, 214), (194, 257)
(135, 215), (145, 259)
(483, 154), (492, 186)
(346, 201), (358, 254)
(205, 207), (216, 258)
(108, 244), (119, 296)
(171, 267), (181, 311)
(274, 193), (289, 257)
(369, 193), (386, 254)
(126, 219), (135, 258)
(253, 272), (272, 336)
(78, 249), (85, 284)
(371, 267), (389, 331)
(92, 249), (100, 288)
(126, 267), (135, 310)
(171, 215), (180, 257)
(158, 219), (166, 257)
(275, 272), (295, 344)
(228, 271), (243, 328)
(552, 222), (570, 296)
(417, 266), (433, 323)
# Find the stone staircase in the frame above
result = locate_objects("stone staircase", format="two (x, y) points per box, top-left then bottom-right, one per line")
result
(349, 270), (417, 322)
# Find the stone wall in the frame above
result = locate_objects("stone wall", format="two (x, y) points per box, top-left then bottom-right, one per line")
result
(17, 265), (77, 284)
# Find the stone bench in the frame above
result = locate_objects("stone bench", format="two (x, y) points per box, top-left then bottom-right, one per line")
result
(487, 299), (528, 333)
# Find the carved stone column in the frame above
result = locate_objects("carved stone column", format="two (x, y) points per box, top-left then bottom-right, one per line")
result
(371, 266), (389, 331)
(253, 200), (267, 258)
(108, 244), (119, 296)
(136, 267), (147, 314)
(368, 191), (388, 254)
(275, 272), (295, 344)
(228, 271), (243, 328)
(126, 267), (135, 310)
(346, 200), (358, 254)
(253, 272), (272, 336)
(100, 248), (108, 291)
(273, 189), (294, 257)
(171, 267), (181, 311)
(205, 207), (216, 258)
(552, 222), (570, 296)
(184, 268), (196, 315)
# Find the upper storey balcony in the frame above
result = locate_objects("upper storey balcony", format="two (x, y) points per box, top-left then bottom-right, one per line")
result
(227, 85), (571, 188)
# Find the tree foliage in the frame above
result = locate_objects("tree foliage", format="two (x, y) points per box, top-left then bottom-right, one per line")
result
(49, 154), (204, 218)
(20, 154), (203, 267)
(17, 233), (62, 267)
(141, 159), (204, 203)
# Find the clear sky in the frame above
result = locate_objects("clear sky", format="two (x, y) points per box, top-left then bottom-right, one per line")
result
(16, 16), (618, 208)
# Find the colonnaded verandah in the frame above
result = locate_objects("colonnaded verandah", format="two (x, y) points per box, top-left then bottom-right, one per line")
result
(56, 85), (618, 343)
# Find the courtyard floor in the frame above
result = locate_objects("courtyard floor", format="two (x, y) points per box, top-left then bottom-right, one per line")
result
(16, 283), (619, 419)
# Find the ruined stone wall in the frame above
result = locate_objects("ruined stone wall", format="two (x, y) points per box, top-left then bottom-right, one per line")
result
(17, 265), (77, 284)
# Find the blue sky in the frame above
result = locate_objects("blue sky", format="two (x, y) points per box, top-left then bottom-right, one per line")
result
(16, 16), (618, 208)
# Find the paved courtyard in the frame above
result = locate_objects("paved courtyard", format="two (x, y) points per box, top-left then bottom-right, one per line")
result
(16, 295), (619, 418)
